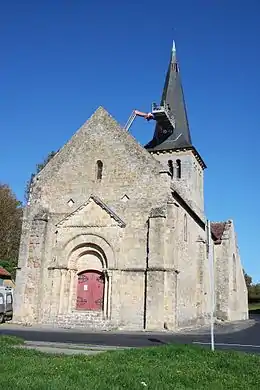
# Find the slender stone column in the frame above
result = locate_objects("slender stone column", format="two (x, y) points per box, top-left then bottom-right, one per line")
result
(103, 271), (108, 318)
(68, 270), (77, 313)
(58, 269), (66, 314)
(62, 270), (71, 314)
(50, 269), (61, 317)
(107, 271), (112, 320)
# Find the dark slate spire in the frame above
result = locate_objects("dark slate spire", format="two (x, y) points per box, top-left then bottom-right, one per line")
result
(145, 41), (193, 151)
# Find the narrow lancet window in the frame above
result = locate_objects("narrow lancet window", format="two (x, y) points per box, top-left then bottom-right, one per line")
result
(232, 254), (237, 292)
(184, 214), (188, 242)
(168, 160), (174, 178)
(96, 160), (103, 181)
(176, 159), (181, 179)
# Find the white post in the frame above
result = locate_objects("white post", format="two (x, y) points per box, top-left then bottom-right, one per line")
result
(207, 220), (215, 351)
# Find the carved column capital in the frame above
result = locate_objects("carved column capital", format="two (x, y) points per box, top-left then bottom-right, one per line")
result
(106, 269), (113, 278)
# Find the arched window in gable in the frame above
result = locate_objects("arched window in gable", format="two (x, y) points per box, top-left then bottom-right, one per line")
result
(176, 159), (181, 179)
(96, 160), (103, 181)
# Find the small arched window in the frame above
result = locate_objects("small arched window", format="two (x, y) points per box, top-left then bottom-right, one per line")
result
(96, 160), (103, 181)
(176, 159), (181, 179)
(168, 160), (174, 178)
(184, 214), (187, 242)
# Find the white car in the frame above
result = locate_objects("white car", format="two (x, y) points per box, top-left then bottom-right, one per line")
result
(0, 286), (13, 323)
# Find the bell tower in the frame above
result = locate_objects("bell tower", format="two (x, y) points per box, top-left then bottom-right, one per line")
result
(145, 42), (206, 217)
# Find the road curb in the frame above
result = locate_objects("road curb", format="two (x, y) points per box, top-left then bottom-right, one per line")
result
(24, 340), (132, 350)
(12, 340), (134, 356)
(1, 318), (257, 336)
(176, 319), (256, 335)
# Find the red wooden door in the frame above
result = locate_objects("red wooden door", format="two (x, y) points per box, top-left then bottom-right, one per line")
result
(76, 271), (104, 311)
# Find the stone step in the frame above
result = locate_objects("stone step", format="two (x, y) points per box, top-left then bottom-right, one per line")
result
(61, 311), (104, 319)
(44, 315), (103, 321)
(45, 321), (115, 330)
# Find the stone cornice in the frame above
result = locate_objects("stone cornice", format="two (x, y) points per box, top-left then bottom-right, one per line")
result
(47, 266), (179, 273)
(56, 194), (126, 228)
(150, 146), (207, 170)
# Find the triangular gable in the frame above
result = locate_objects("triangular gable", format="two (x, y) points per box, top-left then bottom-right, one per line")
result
(34, 107), (163, 184)
(56, 195), (126, 228)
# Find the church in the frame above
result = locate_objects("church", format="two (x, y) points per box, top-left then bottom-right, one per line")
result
(14, 43), (248, 330)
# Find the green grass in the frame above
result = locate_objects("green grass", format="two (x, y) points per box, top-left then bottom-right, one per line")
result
(1, 336), (260, 389)
(249, 302), (260, 311)
(0, 335), (24, 347)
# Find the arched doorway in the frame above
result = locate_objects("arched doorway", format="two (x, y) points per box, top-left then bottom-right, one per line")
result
(76, 270), (105, 311)
(64, 234), (115, 317)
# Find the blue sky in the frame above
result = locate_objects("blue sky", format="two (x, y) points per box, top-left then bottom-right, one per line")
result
(1, 1), (259, 282)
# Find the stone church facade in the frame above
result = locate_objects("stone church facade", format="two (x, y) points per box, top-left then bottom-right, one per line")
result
(13, 44), (248, 330)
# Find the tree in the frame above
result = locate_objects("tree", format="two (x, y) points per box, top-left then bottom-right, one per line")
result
(0, 184), (23, 278)
(243, 269), (260, 304)
(25, 151), (57, 202)
(248, 284), (260, 304)
(243, 269), (252, 289)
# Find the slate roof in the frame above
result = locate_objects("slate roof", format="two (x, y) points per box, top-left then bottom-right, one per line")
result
(145, 41), (192, 151)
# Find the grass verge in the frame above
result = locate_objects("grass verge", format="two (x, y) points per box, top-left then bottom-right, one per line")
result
(249, 303), (260, 311)
(0, 335), (24, 347)
(1, 336), (260, 389)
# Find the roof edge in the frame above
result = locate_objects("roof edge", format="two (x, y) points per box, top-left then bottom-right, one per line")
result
(56, 194), (126, 228)
(148, 145), (207, 169)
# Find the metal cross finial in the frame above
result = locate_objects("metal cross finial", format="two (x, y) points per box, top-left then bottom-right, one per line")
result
(172, 39), (176, 54)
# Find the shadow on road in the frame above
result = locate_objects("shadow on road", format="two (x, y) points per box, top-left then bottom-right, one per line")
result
(0, 314), (259, 352)
(249, 309), (260, 316)
(173, 314), (260, 348)
(147, 338), (166, 344)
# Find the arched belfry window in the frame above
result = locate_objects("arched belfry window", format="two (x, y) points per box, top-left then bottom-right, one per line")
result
(176, 159), (181, 179)
(168, 160), (174, 178)
(96, 160), (103, 181)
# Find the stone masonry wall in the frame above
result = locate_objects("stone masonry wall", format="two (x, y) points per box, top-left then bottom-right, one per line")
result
(14, 106), (246, 331)
(13, 207), (31, 322)
(145, 214), (167, 330)
(170, 197), (211, 328)
(14, 211), (48, 324)
(214, 221), (248, 321)
(151, 150), (205, 220)
(15, 107), (173, 328)
(145, 147), (211, 330)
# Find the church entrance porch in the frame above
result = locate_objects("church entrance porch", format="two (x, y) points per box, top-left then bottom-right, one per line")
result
(76, 270), (105, 311)
(44, 234), (117, 329)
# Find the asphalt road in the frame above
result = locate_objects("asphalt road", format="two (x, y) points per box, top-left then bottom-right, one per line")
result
(1, 313), (259, 354)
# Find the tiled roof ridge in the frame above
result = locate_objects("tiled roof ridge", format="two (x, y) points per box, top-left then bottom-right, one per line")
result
(0, 267), (11, 277)
(211, 220), (232, 244)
